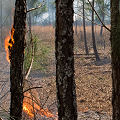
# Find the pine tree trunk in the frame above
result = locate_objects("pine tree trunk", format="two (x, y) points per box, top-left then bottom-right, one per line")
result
(10, 0), (26, 120)
(75, 20), (78, 35)
(83, 0), (89, 55)
(100, 1), (105, 36)
(100, 14), (104, 36)
(55, 0), (77, 119)
(91, 0), (100, 61)
(111, 0), (120, 119)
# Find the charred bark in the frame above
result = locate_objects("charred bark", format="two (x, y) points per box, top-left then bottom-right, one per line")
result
(91, 0), (100, 61)
(9, 0), (26, 120)
(55, 0), (77, 120)
(111, 0), (120, 119)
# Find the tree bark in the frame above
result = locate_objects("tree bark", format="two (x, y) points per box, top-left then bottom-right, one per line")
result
(83, 0), (89, 55)
(55, 0), (77, 120)
(91, 0), (100, 61)
(111, 0), (120, 119)
(9, 0), (26, 120)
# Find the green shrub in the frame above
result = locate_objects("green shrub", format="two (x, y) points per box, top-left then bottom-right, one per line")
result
(24, 34), (50, 74)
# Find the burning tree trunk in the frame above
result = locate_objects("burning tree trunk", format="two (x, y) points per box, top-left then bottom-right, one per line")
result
(111, 0), (120, 119)
(55, 0), (77, 120)
(9, 0), (26, 120)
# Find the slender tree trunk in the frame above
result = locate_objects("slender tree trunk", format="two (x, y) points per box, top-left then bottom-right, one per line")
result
(111, 0), (120, 119)
(83, 0), (89, 55)
(55, 0), (77, 119)
(75, 20), (78, 35)
(91, 0), (100, 61)
(100, 0), (105, 36)
(10, 0), (26, 120)
(100, 14), (104, 36)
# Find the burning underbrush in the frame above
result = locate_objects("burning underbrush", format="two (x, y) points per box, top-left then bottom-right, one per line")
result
(4, 26), (57, 120)
(23, 89), (57, 120)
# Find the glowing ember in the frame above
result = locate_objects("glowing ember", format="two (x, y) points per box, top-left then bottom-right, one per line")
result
(23, 103), (34, 117)
(4, 26), (15, 63)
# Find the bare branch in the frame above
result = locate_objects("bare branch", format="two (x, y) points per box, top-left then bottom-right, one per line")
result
(87, 0), (111, 32)
(0, 90), (9, 101)
(27, 2), (44, 13)
(23, 87), (42, 93)
(24, 56), (34, 80)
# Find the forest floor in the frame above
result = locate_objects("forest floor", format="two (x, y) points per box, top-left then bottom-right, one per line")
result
(0, 49), (112, 120)
(75, 48), (112, 120)
(0, 25), (112, 120)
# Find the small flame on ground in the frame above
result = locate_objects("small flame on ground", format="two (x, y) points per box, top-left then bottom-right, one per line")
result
(4, 26), (15, 63)
(23, 101), (56, 119)
(23, 103), (34, 117)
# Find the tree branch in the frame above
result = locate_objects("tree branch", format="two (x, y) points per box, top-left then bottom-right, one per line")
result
(24, 56), (34, 80)
(27, 2), (44, 13)
(23, 87), (42, 93)
(87, 0), (111, 32)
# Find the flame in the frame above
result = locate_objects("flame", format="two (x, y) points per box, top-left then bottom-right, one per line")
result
(4, 36), (10, 63)
(4, 26), (15, 63)
(23, 103), (34, 117)
(23, 92), (57, 119)
(23, 101), (55, 118)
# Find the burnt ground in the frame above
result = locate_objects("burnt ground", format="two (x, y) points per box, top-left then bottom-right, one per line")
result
(0, 48), (112, 120)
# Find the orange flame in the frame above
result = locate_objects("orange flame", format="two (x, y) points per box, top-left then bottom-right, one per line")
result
(4, 26), (15, 63)
(4, 36), (10, 63)
(23, 103), (34, 117)
(23, 92), (57, 119)
(23, 101), (55, 118)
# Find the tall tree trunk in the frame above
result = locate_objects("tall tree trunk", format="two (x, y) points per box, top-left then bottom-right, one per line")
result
(83, 0), (89, 55)
(55, 0), (77, 119)
(75, 20), (78, 35)
(111, 0), (120, 119)
(92, 0), (100, 61)
(100, 13), (104, 36)
(10, 0), (26, 120)
(100, 0), (105, 36)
